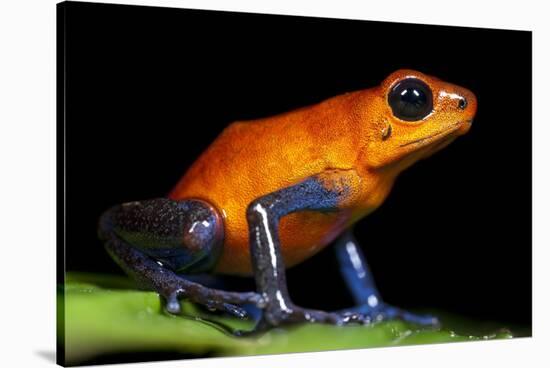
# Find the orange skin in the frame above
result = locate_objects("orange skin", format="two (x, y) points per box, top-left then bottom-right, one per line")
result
(169, 69), (477, 275)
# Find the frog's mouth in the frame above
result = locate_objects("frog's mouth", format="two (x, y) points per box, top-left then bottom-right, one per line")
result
(399, 119), (472, 150)
(368, 119), (472, 171)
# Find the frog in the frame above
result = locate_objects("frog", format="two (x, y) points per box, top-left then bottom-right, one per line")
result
(98, 69), (477, 329)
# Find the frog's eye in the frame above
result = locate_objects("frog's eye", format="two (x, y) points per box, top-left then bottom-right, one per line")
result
(388, 78), (433, 121)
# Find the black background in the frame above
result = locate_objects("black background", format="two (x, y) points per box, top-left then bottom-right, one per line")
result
(61, 1), (532, 329)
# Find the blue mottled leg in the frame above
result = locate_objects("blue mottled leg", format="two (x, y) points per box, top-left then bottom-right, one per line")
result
(335, 230), (439, 326)
(98, 198), (262, 319)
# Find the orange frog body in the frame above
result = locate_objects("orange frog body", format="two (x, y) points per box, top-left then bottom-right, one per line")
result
(99, 69), (477, 328)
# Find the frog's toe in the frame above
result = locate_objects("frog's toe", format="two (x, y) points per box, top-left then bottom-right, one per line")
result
(218, 303), (249, 319)
(387, 307), (439, 327)
(348, 304), (439, 327)
(164, 291), (182, 314)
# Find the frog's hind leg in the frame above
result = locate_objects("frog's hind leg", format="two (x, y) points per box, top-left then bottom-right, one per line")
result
(334, 230), (439, 326)
(98, 198), (262, 319)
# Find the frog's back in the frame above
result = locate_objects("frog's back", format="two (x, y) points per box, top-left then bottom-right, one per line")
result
(169, 93), (370, 275)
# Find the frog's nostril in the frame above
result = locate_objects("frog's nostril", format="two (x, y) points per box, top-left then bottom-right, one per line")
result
(458, 97), (468, 110)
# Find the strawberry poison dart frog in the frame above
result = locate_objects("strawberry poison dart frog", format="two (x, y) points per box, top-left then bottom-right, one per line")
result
(99, 69), (477, 329)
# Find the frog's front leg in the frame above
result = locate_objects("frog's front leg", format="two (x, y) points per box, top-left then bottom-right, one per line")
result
(98, 198), (262, 318)
(334, 230), (439, 326)
(247, 171), (370, 327)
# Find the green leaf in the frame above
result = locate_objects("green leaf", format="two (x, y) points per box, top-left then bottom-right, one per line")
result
(59, 272), (518, 365)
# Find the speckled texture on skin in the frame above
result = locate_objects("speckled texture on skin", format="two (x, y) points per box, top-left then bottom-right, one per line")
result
(170, 69), (477, 275)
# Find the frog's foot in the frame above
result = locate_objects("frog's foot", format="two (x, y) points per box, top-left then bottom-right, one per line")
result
(258, 303), (372, 329)
(161, 278), (263, 319)
(342, 303), (439, 327)
(104, 235), (263, 320)
(333, 230), (439, 327)
(258, 303), (438, 329)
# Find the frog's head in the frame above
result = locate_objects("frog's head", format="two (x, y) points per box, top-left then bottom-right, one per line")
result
(362, 69), (477, 174)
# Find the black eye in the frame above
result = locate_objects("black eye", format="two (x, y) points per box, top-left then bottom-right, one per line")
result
(388, 78), (433, 121)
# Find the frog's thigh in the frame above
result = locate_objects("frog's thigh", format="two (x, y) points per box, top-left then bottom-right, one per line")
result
(99, 198), (223, 273)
